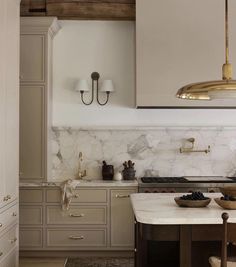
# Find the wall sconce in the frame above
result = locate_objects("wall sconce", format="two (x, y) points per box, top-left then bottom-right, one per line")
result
(75, 72), (114, 106)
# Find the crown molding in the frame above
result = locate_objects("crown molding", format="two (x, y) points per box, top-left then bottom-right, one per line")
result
(21, 17), (61, 38)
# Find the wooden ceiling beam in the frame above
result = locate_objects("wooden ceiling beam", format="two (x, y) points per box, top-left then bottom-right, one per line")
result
(20, 0), (135, 20)
(21, 0), (46, 16)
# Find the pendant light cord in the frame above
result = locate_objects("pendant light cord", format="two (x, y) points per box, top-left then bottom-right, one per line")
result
(225, 0), (229, 64)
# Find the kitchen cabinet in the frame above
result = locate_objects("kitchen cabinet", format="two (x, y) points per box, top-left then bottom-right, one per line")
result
(20, 17), (60, 182)
(0, 0), (20, 265)
(0, 0), (19, 209)
(136, 0), (236, 107)
(110, 189), (136, 248)
(19, 185), (137, 256)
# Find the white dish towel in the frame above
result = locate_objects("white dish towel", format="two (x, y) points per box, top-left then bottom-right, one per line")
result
(60, 179), (78, 210)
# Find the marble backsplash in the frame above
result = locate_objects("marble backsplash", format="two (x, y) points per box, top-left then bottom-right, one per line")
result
(51, 126), (236, 181)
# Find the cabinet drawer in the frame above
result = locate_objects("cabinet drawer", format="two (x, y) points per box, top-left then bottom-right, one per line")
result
(46, 189), (107, 203)
(47, 206), (106, 225)
(0, 205), (18, 232)
(20, 206), (43, 225)
(19, 189), (43, 203)
(0, 224), (18, 261)
(19, 228), (43, 249)
(46, 228), (106, 247)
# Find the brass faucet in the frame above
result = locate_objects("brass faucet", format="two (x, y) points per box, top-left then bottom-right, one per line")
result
(77, 152), (86, 179)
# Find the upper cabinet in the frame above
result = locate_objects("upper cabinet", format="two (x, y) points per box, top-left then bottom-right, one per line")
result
(20, 17), (61, 182)
(136, 0), (236, 108)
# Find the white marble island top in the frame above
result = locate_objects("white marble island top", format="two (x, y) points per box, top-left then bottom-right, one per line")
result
(130, 193), (236, 225)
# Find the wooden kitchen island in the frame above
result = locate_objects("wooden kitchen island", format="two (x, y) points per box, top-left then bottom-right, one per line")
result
(131, 193), (236, 267)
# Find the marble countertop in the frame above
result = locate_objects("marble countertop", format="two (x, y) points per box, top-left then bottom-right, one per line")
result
(20, 179), (138, 188)
(130, 193), (236, 225)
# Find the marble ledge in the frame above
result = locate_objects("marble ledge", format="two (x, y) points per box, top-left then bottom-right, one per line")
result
(20, 179), (138, 188)
(52, 125), (236, 131)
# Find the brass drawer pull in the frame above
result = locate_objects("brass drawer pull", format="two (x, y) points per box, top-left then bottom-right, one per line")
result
(0, 252), (3, 257)
(69, 213), (85, 218)
(68, 235), (84, 240)
(10, 237), (17, 244)
(115, 194), (130, 198)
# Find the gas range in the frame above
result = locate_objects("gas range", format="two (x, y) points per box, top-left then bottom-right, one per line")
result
(138, 176), (236, 193)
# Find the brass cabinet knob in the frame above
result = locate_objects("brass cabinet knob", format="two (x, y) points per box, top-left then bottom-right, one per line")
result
(10, 237), (17, 244)
(3, 195), (11, 201)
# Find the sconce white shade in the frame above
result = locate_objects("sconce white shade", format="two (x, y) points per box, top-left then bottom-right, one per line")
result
(100, 80), (115, 92)
(75, 79), (90, 92)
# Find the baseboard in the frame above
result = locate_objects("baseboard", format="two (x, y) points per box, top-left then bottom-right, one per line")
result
(20, 251), (134, 258)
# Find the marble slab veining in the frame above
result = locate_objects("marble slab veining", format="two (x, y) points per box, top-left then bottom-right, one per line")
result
(131, 193), (236, 225)
(51, 126), (236, 182)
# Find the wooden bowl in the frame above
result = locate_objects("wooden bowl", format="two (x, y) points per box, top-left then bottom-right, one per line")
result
(214, 198), (236, 210)
(174, 197), (211, 208)
(220, 186), (236, 198)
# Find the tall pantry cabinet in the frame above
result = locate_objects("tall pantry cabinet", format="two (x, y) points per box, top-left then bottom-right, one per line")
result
(0, 0), (20, 266)
(20, 18), (61, 182)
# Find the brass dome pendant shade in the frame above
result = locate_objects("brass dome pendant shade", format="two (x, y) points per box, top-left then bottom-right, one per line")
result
(176, 0), (236, 100)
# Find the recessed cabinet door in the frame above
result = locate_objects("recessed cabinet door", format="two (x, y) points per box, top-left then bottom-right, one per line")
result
(20, 85), (45, 180)
(110, 189), (136, 248)
(20, 34), (45, 83)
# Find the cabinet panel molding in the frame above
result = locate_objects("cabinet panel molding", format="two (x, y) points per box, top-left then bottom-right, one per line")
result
(20, 34), (45, 83)
(20, 85), (45, 180)
(46, 228), (107, 248)
(20, 228), (43, 249)
(47, 206), (107, 225)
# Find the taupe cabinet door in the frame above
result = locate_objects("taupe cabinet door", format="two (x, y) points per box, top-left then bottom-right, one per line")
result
(110, 189), (136, 248)
(20, 34), (45, 83)
(20, 85), (45, 180)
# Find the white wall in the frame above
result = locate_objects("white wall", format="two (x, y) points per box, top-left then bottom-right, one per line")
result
(53, 20), (236, 127)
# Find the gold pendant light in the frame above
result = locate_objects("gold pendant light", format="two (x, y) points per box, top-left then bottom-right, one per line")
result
(176, 0), (236, 100)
